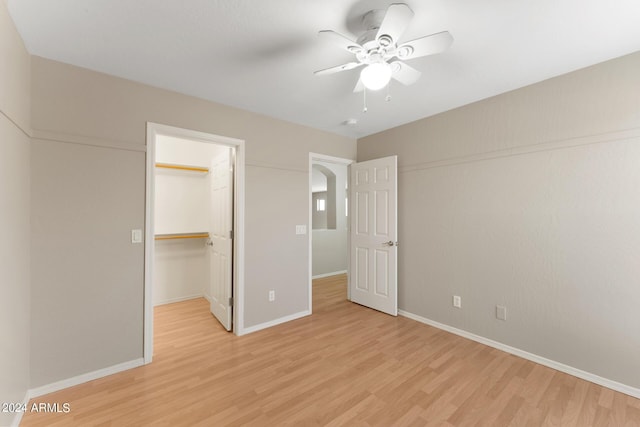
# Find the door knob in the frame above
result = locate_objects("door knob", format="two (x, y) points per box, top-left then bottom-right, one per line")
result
(385, 241), (394, 246)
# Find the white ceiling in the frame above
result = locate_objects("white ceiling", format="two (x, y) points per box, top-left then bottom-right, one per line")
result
(8, 0), (640, 139)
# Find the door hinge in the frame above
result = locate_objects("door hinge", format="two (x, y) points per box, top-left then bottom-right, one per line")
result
(228, 297), (234, 306)
(229, 230), (234, 239)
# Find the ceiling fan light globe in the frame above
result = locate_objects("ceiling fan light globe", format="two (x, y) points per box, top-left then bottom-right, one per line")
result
(361, 62), (392, 91)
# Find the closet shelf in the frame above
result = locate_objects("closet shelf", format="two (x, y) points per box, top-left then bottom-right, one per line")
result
(155, 163), (209, 173)
(155, 232), (210, 241)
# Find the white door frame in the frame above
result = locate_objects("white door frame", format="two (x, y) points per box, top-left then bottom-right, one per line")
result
(145, 122), (246, 364)
(308, 153), (354, 312)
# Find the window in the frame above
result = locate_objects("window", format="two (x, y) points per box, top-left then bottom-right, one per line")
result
(316, 198), (326, 211)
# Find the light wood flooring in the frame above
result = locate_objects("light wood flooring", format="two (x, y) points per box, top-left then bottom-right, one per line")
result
(22, 274), (640, 426)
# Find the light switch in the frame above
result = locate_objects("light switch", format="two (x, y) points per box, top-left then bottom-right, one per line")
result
(295, 225), (307, 235)
(131, 229), (143, 243)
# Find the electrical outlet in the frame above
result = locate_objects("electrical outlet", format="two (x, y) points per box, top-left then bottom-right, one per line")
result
(268, 290), (275, 302)
(453, 295), (461, 308)
(496, 305), (507, 321)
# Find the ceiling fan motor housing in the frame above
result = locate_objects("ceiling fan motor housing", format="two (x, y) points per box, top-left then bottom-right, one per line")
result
(356, 33), (398, 64)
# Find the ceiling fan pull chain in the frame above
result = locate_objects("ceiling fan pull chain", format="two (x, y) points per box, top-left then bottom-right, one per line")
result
(363, 88), (368, 113)
(386, 83), (392, 102)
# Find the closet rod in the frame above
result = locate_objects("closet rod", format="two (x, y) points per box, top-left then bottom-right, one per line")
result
(155, 233), (209, 241)
(155, 163), (209, 173)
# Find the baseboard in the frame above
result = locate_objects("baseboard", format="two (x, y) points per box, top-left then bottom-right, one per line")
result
(240, 310), (311, 336)
(29, 358), (144, 399)
(398, 310), (640, 400)
(7, 390), (30, 427)
(312, 270), (347, 279)
(153, 294), (203, 306)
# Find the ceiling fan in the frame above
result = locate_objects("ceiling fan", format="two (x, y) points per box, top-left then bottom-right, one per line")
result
(315, 3), (453, 92)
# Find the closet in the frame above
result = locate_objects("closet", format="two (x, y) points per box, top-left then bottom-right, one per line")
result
(153, 134), (233, 330)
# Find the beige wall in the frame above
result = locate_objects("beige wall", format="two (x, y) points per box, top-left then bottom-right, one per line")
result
(0, 1), (31, 425)
(29, 56), (356, 387)
(0, 0), (29, 132)
(358, 52), (640, 389)
(30, 140), (146, 386)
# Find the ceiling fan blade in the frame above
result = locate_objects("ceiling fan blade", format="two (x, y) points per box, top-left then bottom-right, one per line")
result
(318, 30), (364, 54)
(314, 62), (362, 76)
(376, 3), (414, 45)
(397, 31), (453, 60)
(353, 78), (364, 93)
(390, 61), (422, 86)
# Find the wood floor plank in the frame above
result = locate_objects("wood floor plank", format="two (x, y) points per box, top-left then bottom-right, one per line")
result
(21, 274), (640, 426)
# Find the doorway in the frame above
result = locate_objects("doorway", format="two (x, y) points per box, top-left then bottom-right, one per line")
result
(145, 123), (245, 363)
(309, 153), (398, 317)
(308, 153), (353, 311)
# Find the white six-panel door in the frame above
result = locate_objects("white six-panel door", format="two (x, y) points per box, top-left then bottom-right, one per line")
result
(349, 155), (398, 316)
(208, 149), (233, 331)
